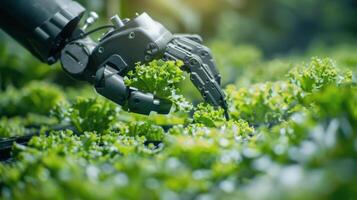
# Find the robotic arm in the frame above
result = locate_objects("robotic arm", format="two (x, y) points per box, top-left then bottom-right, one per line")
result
(0, 0), (229, 119)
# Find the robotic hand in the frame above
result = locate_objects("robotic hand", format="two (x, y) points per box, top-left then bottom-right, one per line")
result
(62, 13), (229, 118)
(0, 0), (229, 119)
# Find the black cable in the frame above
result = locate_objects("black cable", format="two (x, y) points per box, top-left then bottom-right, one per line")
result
(68, 25), (116, 43)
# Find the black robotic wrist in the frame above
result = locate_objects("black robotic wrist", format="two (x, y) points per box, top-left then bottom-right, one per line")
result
(0, 0), (85, 64)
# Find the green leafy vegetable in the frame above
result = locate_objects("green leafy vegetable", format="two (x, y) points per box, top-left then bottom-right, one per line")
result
(124, 60), (192, 112)
(226, 81), (301, 126)
(288, 57), (352, 92)
(119, 121), (165, 141)
(52, 98), (119, 133)
(0, 117), (26, 137)
(124, 60), (184, 97)
(193, 103), (226, 127)
(0, 81), (65, 117)
(0, 54), (356, 200)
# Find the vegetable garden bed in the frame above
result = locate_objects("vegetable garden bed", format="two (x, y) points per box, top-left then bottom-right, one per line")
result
(0, 44), (356, 199)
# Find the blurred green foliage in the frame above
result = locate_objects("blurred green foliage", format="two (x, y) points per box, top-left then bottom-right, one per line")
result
(52, 98), (120, 133)
(216, 0), (357, 55)
(0, 33), (54, 89)
(0, 118), (26, 138)
(193, 103), (226, 127)
(0, 52), (356, 199)
(226, 81), (301, 127)
(0, 82), (65, 117)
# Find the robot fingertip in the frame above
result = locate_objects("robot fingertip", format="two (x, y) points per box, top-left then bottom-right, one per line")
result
(224, 109), (230, 121)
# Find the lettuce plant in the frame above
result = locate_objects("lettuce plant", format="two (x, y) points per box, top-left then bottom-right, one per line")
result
(124, 60), (193, 112)
(226, 81), (301, 126)
(0, 81), (65, 117)
(193, 103), (226, 127)
(0, 55), (356, 200)
(288, 57), (352, 92)
(0, 117), (26, 137)
(52, 98), (119, 133)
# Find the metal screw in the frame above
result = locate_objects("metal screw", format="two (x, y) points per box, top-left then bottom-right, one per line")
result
(98, 47), (104, 53)
(129, 32), (135, 39)
(201, 51), (208, 57)
(190, 59), (197, 66)
(145, 55), (151, 61)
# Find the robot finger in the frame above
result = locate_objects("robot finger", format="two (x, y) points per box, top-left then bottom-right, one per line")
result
(173, 34), (203, 44)
(164, 41), (230, 120)
(169, 36), (221, 85)
(94, 66), (172, 115)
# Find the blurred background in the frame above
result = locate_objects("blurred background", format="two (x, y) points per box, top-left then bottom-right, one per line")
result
(1, 0), (356, 92)
(78, 0), (357, 55)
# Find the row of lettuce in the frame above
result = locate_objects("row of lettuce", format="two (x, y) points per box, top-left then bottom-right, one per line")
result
(0, 43), (356, 199)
